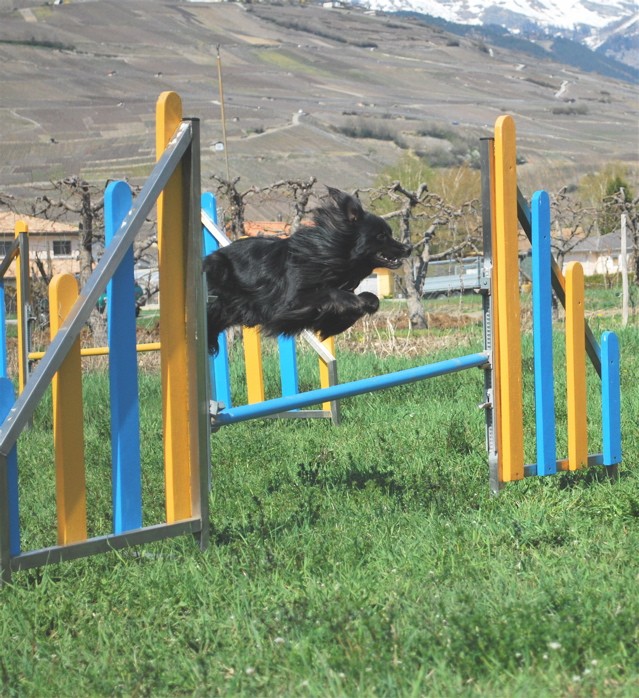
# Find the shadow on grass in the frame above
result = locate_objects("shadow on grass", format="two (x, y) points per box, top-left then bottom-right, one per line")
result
(556, 465), (622, 490)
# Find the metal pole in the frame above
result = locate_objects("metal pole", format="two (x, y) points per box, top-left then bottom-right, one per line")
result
(184, 117), (210, 552)
(0, 454), (11, 585)
(621, 213), (628, 328)
(480, 137), (501, 494)
(18, 232), (30, 392)
(216, 45), (232, 183)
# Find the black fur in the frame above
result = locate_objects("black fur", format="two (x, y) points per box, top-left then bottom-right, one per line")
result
(204, 187), (412, 354)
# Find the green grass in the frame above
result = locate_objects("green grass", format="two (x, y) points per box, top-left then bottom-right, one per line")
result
(0, 323), (637, 696)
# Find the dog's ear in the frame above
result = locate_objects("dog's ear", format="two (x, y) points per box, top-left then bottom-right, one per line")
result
(327, 187), (363, 223)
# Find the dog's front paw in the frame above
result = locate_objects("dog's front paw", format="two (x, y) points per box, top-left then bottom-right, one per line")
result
(358, 292), (380, 314)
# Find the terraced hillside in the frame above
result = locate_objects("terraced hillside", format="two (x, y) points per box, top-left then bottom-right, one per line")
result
(1, 0), (637, 211)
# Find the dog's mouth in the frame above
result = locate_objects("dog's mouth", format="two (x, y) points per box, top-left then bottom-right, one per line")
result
(374, 253), (404, 269)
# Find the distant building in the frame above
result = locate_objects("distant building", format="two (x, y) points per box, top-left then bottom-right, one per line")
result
(562, 230), (633, 276)
(243, 221), (291, 238)
(0, 212), (79, 279)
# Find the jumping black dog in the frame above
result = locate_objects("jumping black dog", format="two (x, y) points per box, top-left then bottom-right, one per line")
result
(203, 187), (412, 354)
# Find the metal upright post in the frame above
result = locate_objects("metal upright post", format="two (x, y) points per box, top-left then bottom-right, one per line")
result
(480, 137), (501, 494)
(183, 117), (210, 552)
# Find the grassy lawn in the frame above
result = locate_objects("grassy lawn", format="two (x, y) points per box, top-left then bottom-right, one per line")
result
(0, 309), (637, 696)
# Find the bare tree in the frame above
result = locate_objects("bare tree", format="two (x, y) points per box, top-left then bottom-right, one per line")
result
(210, 175), (254, 240)
(3, 178), (160, 333)
(210, 175), (318, 238)
(262, 176), (317, 233)
(367, 182), (481, 328)
(31, 176), (105, 287)
(549, 186), (598, 269)
(547, 185), (639, 290)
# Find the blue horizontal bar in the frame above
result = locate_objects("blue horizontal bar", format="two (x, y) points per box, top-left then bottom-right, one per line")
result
(213, 352), (488, 427)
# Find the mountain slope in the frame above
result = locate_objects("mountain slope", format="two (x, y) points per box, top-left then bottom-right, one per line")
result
(354, 0), (635, 32)
(355, 0), (639, 70)
(397, 10), (638, 82)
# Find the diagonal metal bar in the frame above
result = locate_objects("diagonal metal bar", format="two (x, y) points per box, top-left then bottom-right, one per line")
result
(301, 330), (335, 363)
(10, 518), (202, 572)
(0, 121), (193, 457)
(201, 210), (230, 248)
(0, 238), (20, 279)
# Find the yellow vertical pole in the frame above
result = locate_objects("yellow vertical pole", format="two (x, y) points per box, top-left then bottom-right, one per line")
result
(156, 91), (192, 522)
(49, 273), (87, 544)
(565, 262), (588, 470)
(320, 335), (335, 412)
(14, 221), (28, 394)
(493, 115), (524, 482)
(243, 326), (265, 404)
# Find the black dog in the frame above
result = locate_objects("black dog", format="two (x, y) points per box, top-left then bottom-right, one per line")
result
(203, 187), (412, 354)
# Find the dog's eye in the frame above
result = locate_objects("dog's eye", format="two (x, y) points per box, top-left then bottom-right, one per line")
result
(376, 232), (387, 241)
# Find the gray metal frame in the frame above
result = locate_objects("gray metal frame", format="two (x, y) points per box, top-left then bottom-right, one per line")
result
(0, 237), (21, 280)
(0, 449), (10, 583)
(0, 122), (192, 457)
(480, 140), (613, 492)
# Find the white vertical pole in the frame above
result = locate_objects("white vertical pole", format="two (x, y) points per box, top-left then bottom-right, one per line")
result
(621, 213), (628, 328)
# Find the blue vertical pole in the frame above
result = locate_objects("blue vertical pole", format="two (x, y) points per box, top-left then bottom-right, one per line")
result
(278, 335), (299, 404)
(105, 181), (142, 533)
(0, 282), (7, 378)
(202, 192), (232, 409)
(531, 191), (556, 475)
(601, 331), (621, 466)
(0, 378), (19, 555)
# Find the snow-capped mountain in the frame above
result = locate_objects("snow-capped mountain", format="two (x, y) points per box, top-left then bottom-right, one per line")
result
(352, 0), (639, 68)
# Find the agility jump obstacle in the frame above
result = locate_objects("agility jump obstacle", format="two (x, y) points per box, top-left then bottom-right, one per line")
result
(0, 92), (210, 585)
(203, 115), (621, 492)
(0, 98), (622, 584)
(482, 116), (621, 491)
